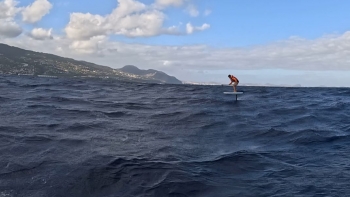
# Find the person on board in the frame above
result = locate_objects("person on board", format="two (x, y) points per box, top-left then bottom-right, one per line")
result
(228, 74), (239, 92)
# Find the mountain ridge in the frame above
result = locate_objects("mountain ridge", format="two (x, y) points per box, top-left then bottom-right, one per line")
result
(119, 65), (182, 84)
(0, 43), (182, 84)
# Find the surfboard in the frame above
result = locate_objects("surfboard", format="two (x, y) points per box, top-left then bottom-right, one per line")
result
(223, 92), (243, 94)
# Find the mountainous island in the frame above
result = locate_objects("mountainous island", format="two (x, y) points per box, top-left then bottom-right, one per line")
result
(0, 43), (182, 84)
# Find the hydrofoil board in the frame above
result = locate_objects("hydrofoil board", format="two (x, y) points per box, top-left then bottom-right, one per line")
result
(223, 92), (243, 94)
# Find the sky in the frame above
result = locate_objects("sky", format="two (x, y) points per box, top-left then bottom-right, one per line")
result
(1, 0), (350, 86)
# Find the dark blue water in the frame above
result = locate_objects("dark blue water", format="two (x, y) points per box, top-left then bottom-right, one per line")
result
(1, 75), (350, 197)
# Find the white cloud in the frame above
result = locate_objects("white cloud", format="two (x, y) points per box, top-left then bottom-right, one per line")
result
(64, 0), (200, 40)
(186, 23), (210, 34)
(112, 0), (146, 17)
(22, 0), (53, 23)
(0, 0), (22, 38)
(0, 0), (21, 19)
(65, 13), (106, 40)
(161, 25), (183, 35)
(186, 4), (199, 17)
(204, 9), (211, 16)
(154, 0), (185, 8)
(163, 60), (172, 66)
(28, 27), (53, 40)
(0, 19), (22, 37)
(107, 9), (166, 37)
(68, 35), (108, 55)
(5, 30), (350, 71)
(0, 0), (209, 41)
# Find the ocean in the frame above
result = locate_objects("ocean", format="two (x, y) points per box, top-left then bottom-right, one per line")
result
(1, 75), (350, 197)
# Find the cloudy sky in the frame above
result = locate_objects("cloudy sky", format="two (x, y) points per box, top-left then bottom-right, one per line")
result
(1, 0), (350, 86)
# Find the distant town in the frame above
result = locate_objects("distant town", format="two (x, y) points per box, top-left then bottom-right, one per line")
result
(0, 43), (182, 84)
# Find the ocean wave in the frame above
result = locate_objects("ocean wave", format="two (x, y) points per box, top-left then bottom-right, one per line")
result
(1, 75), (350, 196)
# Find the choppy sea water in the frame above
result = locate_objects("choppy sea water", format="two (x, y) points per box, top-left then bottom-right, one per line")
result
(1, 75), (350, 197)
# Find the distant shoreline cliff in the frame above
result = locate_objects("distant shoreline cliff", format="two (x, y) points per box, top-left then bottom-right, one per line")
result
(0, 43), (182, 84)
